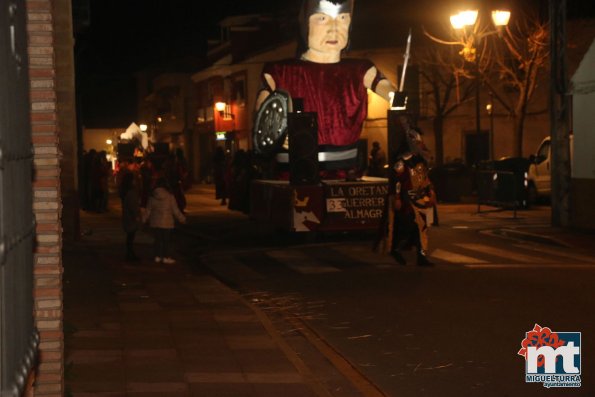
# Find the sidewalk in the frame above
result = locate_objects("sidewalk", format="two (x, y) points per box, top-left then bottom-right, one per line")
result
(436, 202), (595, 253)
(63, 188), (365, 397)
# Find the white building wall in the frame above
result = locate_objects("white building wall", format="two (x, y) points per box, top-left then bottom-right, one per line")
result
(570, 37), (595, 229)
(572, 38), (595, 179)
(573, 92), (595, 179)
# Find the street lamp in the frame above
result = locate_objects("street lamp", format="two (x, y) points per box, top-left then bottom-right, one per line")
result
(450, 8), (510, 162)
(450, 10), (478, 31)
(214, 101), (226, 115)
(491, 10), (511, 27)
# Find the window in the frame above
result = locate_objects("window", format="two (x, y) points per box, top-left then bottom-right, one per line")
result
(232, 79), (246, 106)
(230, 72), (247, 107)
(196, 108), (206, 124)
(536, 140), (550, 163)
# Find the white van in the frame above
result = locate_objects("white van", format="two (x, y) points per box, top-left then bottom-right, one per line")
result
(527, 135), (574, 203)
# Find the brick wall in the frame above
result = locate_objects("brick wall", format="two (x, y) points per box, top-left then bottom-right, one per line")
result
(27, 0), (64, 395)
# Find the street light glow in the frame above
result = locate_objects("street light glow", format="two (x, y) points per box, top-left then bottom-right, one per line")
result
(106, 139), (112, 145)
(460, 10), (478, 26)
(139, 124), (148, 132)
(450, 10), (478, 29)
(215, 101), (226, 112)
(491, 10), (511, 26)
(450, 14), (465, 29)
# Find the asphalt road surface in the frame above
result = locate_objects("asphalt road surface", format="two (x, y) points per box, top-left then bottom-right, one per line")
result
(179, 186), (595, 397)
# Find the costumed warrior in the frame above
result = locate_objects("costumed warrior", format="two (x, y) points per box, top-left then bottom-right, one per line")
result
(381, 123), (436, 266)
(255, 0), (397, 177)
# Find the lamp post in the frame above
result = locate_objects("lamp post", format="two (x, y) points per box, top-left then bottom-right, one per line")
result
(486, 92), (494, 160)
(473, 52), (481, 159)
(450, 9), (510, 162)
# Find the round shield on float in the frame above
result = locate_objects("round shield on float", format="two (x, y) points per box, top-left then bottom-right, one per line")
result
(253, 90), (293, 156)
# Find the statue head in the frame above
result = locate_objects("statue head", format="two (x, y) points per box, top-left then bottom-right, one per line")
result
(392, 124), (432, 164)
(407, 128), (431, 162)
(298, 0), (354, 62)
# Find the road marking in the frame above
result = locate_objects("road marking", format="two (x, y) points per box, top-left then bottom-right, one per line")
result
(430, 249), (488, 264)
(455, 243), (543, 263)
(512, 244), (595, 263)
(465, 263), (595, 269)
(330, 245), (396, 265)
(266, 250), (340, 274)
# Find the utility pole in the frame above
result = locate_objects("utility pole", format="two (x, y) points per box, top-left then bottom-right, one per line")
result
(474, 56), (482, 152)
(487, 91), (494, 161)
(549, 0), (572, 227)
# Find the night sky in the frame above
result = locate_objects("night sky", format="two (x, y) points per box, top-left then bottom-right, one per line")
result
(75, 0), (595, 128)
(76, 0), (301, 127)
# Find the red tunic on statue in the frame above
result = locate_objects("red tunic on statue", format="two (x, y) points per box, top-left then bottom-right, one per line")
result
(262, 58), (377, 147)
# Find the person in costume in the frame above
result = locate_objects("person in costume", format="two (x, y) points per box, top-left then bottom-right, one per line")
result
(381, 124), (436, 266)
(368, 141), (387, 177)
(255, 0), (396, 176)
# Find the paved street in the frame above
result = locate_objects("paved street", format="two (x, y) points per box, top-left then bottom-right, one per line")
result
(65, 183), (595, 396)
(183, 185), (595, 397)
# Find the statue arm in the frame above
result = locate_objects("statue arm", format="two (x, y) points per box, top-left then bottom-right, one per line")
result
(363, 66), (396, 103)
(254, 73), (276, 111)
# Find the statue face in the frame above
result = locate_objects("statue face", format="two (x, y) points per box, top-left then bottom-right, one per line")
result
(308, 11), (351, 56)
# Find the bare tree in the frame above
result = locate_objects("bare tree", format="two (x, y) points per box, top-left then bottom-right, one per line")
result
(423, 7), (549, 157)
(414, 40), (475, 165)
(485, 13), (549, 156)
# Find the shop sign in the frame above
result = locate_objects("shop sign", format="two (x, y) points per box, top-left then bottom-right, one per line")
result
(215, 131), (227, 141)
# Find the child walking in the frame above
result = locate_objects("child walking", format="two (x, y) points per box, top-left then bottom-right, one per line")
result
(143, 177), (186, 264)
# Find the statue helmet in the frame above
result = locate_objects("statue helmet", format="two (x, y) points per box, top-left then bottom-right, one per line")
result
(297, 0), (355, 54)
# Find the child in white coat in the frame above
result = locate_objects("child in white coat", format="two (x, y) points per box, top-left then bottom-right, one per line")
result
(143, 178), (186, 264)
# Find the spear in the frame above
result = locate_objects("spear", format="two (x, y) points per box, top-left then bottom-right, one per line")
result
(399, 28), (412, 93)
(392, 29), (412, 110)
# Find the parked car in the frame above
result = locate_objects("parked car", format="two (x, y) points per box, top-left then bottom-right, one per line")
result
(429, 162), (474, 203)
(527, 135), (574, 204)
(476, 157), (531, 209)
